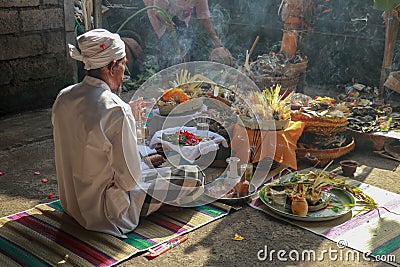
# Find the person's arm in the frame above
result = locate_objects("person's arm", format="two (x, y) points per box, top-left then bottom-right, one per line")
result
(151, 0), (174, 28)
(199, 18), (223, 47)
(104, 106), (142, 191)
(195, 0), (222, 47)
(144, 0), (173, 38)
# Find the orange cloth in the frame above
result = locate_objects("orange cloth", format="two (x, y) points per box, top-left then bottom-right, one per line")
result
(231, 121), (305, 170)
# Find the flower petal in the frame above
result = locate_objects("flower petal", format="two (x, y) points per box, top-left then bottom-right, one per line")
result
(232, 233), (244, 241)
(48, 193), (55, 199)
(41, 178), (48, 183)
(34, 171), (40, 175)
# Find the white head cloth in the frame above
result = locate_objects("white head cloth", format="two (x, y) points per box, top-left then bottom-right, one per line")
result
(68, 29), (126, 70)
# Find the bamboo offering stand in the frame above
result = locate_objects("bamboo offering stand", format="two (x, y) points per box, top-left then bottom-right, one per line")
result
(245, 0), (308, 92)
(279, 0), (303, 58)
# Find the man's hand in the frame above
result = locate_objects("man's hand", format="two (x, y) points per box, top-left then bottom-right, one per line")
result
(129, 97), (145, 121)
(129, 98), (154, 121)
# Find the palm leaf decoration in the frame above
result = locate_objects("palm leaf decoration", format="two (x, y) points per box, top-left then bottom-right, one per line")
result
(262, 85), (293, 120)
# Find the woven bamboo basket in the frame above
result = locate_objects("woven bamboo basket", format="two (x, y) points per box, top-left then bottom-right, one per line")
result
(296, 138), (355, 167)
(251, 72), (301, 90)
(239, 116), (290, 131)
(287, 59), (308, 75)
(291, 111), (348, 136)
(250, 59), (308, 90)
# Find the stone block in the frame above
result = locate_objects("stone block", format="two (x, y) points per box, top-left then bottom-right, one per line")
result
(44, 8), (64, 29)
(0, 77), (67, 116)
(43, 0), (62, 6)
(0, 63), (12, 85)
(0, 11), (19, 35)
(11, 57), (59, 82)
(0, 35), (44, 61)
(21, 8), (64, 32)
(44, 31), (65, 54)
(0, 0), (39, 8)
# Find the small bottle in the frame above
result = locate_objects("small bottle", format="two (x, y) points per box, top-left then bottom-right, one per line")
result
(136, 120), (145, 145)
(245, 163), (253, 182)
(226, 157), (241, 191)
(226, 157), (240, 179)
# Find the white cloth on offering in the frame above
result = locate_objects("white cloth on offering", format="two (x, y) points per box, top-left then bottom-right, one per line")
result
(148, 105), (207, 136)
(137, 145), (157, 157)
(148, 126), (228, 163)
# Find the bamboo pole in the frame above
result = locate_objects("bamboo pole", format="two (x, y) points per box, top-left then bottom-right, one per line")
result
(379, 8), (400, 97)
(248, 35), (260, 59)
(244, 36), (260, 71)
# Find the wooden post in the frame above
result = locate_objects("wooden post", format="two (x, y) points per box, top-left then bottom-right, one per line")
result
(93, 0), (102, 29)
(379, 8), (400, 97)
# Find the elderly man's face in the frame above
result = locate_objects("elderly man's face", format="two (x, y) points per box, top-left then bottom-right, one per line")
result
(110, 56), (127, 92)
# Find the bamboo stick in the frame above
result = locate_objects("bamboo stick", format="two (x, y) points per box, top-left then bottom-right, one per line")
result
(379, 9), (400, 97)
(248, 35), (260, 59)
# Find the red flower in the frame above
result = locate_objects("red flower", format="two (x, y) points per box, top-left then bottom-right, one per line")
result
(48, 193), (55, 199)
(100, 44), (106, 50)
(34, 171), (40, 175)
(175, 130), (202, 146)
(0, 171), (5, 176)
(41, 178), (48, 183)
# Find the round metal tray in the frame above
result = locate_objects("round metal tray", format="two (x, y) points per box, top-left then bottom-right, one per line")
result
(204, 181), (257, 206)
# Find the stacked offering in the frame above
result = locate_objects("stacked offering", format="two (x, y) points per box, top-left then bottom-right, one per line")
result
(291, 95), (355, 166)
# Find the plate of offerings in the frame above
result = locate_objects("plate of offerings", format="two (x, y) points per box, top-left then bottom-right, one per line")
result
(156, 80), (238, 116)
(157, 85), (204, 116)
(204, 177), (257, 205)
(258, 170), (356, 221)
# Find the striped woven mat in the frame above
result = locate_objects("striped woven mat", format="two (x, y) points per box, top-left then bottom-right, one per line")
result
(0, 200), (231, 266)
(250, 173), (400, 266)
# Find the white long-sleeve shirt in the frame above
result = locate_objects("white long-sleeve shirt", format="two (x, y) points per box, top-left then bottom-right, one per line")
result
(52, 76), (146, 237)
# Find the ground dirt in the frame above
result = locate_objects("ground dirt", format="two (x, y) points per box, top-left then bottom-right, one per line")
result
(0, 88), (399, 267)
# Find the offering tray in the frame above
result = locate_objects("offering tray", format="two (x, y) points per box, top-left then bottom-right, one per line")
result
(204, 177), (257, 206)
(258, 170), (356, 222)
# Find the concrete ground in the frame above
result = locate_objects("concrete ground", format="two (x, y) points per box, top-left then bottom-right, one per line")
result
(0, 89), (399, 267)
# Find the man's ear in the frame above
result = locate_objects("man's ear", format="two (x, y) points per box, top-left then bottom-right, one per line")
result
(108, 60), (117, 74)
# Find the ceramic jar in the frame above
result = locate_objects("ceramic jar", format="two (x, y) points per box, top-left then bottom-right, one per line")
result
(340, 160), (359, 176)
(291, 195), (308, 216)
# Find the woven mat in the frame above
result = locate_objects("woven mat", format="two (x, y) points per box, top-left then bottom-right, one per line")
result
(249, 171), (400, 267)
(0, 200), (231, 266)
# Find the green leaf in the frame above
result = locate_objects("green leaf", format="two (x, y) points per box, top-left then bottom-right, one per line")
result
(330, 206), (339, 213)
(374, 0), (400, 11)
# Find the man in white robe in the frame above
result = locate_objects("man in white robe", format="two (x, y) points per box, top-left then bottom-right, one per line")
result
(52, 29), (202, 238)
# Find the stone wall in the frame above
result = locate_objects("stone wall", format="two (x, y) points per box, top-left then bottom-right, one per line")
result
(0, 0), (76, 116)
